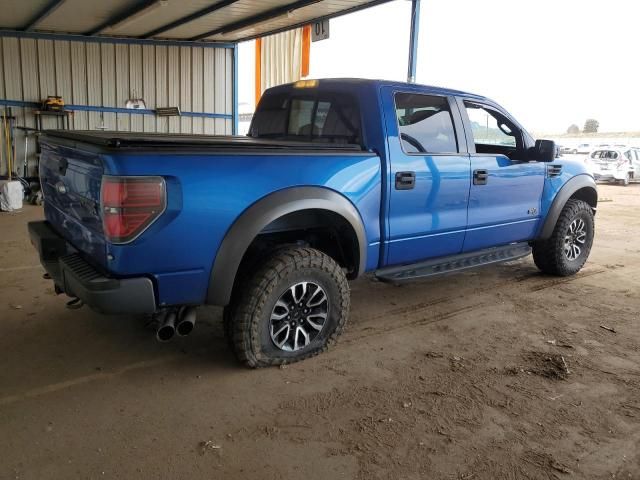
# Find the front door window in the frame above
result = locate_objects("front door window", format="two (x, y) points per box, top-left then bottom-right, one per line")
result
(464, 102), (524, 160)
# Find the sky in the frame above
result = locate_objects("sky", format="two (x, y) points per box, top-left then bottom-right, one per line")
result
(238, 0), (639, 134)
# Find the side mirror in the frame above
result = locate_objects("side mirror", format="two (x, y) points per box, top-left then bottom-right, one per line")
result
(533, 139), (557, 162)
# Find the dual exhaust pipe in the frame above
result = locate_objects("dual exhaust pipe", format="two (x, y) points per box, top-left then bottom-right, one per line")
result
(156, 306), (197, 342)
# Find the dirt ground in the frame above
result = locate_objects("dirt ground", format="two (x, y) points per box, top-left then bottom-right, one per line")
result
(1, 184), (639, 480)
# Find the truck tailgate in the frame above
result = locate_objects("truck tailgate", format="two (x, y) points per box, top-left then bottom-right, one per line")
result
(39, 141), (107, 268)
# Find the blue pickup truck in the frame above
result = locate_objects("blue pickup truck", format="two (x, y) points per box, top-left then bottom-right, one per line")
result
(29, 78), (597, 367)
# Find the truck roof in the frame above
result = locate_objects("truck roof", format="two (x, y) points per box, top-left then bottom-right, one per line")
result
(267, 78), (488, 102)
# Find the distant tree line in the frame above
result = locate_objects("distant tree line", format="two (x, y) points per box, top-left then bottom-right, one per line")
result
(583, 119), (599, 133)
(566, 119), (599, 134)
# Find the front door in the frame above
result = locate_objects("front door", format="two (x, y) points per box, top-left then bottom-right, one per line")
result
(459, 99), (545, 252)
(383, 88), (471, 266)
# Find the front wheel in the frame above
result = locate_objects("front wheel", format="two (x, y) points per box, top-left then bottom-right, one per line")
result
(532, 199), (594, 276)
(226, 247), (350, 368)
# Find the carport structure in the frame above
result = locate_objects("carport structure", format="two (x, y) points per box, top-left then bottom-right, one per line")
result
(0, 0), (421, 177)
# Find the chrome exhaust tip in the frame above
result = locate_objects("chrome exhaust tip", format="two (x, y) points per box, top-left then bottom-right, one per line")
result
(156, 311), (177, 342)
(175, 306), (196, 337)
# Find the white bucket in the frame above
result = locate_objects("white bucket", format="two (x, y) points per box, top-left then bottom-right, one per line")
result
(0, 180), (24, 211)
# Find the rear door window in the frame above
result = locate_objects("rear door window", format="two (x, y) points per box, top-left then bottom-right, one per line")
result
(394, 93), (458, 154)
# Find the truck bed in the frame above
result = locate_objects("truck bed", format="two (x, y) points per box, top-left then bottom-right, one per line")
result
(41, 130), (366, 153)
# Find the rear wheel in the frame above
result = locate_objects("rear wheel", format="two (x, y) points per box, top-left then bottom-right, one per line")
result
(225, 247), (350, 368)
(532, 199), (594, 276)
(619, 174), (630, 186)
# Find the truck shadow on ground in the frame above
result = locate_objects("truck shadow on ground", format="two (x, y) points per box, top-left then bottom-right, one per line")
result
(0, 258), (605, 405)
(0, 295), (238, 403)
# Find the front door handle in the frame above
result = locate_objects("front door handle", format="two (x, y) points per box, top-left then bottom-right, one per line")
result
(395, 171), (416, 190)
(473, 169), (489, 185)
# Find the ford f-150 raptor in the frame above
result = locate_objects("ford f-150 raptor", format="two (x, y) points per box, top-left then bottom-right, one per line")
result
(29, 79), (597, 367)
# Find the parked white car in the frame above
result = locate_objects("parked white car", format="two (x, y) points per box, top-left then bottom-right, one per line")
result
(590, 148), (640, 186)
(560, 145), (578, 155)
(576, 143), (592, 154)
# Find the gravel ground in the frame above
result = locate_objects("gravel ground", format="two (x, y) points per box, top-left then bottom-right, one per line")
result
(1, 183), (639, 479)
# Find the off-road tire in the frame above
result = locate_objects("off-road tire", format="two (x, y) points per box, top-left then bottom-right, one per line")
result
(532, 199), (594, 276)
(620, 174), (630, 186)
(226, 247), (350, 368)
(222, 304), (235, 350)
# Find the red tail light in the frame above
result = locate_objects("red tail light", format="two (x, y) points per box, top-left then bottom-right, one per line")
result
(101, 176), (166, 243)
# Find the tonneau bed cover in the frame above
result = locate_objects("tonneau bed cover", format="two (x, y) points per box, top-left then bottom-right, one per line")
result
(40, 130), (366, 153)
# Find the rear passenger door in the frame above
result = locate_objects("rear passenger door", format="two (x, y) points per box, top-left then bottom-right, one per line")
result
(458, 99), (546, 252)
(382, 88), (471, 266)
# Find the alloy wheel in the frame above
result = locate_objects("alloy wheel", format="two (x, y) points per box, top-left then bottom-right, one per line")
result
(564, 218), (587, 261)
(269, 282), (329, 351)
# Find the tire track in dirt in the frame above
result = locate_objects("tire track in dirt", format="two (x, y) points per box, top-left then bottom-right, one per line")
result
(346, 267), (606, 342)
(528, 269), (605, 292)
(344, 304), (480, 343)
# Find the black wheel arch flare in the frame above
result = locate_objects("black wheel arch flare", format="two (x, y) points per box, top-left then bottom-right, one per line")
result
(206, 187), (367, 306)
(539, 174), (598, 240)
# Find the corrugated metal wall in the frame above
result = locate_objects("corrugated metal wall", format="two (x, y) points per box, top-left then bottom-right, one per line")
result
(0, 35), (234, 177)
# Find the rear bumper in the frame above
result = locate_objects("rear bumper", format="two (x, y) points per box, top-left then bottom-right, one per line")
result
(593, 172), (624, 181)
(28, 221), (157, 315)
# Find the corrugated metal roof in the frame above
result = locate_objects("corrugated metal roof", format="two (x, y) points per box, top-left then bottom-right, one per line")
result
(0, 0), (393, 44)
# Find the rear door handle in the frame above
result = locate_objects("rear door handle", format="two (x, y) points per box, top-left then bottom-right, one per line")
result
(473, 169), (489, 185)
(395, 171), (416, 190)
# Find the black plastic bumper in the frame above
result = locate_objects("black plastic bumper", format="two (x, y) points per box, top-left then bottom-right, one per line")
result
(28, 221), (157, 315)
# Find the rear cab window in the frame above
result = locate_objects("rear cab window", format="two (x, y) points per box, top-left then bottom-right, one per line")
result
(591, 150), (619, 161)
(394, 93), (458, 154)
(250, 90), (362, 146)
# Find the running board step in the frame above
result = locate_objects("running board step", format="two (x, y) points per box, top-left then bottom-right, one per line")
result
(375, 242), (532, 283)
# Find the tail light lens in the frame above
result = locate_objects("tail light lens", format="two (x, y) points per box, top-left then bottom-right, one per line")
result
(101, 176), (166, 243)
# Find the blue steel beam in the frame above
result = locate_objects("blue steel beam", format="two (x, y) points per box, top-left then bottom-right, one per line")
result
(143, 0), (240, 38)
(407, 0), (421, 83)
(190, 0), (323, 41)
(0, 99), (233, 119)
(232, 43), (239, 134)
(22, 0), (66, 31)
